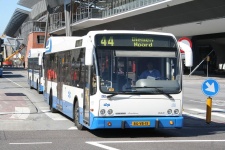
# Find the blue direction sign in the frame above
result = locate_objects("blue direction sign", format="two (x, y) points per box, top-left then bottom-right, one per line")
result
(201, 79), (220, 97)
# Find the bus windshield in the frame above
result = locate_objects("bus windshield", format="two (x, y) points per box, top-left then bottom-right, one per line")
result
(95, 34), (181, 94)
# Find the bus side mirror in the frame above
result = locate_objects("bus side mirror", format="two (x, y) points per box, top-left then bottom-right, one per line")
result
(84, 36), (93, 66)
(178, 42), (193, 67)
(85, 48), (93, 66)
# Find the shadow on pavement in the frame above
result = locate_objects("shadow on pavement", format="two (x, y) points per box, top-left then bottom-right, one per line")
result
(3, 67), (26, 71)
(88, 116), (225, 138)
(2, 71), (13, 74)
(2, 68), (26, 78)
(2, 74), (24, 78)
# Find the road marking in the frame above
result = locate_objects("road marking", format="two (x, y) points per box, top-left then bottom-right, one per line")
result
(182, 111), (205, 119)
(212, 108), (225, 113)
(9, 142), (52, 145)
(68, 126), (77, 130)
(86, 142), (119, 150)
(188, 108), (205, 113)
(188, 108), (225, 118)
(5, 78), (24, 88)
(40, 109), (51, 113)
(188, 99), (225, 106)
(42, 110), (67, 121)
(183, 108), (225, 123)
(10, 107), (30, 119)
(86, 140), (225, 150)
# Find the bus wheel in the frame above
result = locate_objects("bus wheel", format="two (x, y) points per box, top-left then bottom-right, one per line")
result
(30, 79), (33, 89)
(37, 82), (42, 94)
(74, 101), (85, 130)
(49, 92), (57, 113)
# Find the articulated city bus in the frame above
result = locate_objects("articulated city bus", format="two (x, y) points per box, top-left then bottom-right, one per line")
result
(43, 30), (192, 130)
(28, 48), (45, 94)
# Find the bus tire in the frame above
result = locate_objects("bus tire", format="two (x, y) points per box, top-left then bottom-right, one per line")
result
(74, 100), (85, 130)
(49, 91), (57, 113)
(37, 81), (42, 94)
(30, 79), (33, 89)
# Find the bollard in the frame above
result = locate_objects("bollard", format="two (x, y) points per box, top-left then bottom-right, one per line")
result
(206, 97), (212, 124)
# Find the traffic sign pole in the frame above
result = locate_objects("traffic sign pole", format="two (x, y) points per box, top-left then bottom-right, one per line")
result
(206, 97), (212, 124)
(202, 79), (220, 124)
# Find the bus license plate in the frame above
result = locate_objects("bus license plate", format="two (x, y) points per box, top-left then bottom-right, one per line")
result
(132, 121), (150, 126)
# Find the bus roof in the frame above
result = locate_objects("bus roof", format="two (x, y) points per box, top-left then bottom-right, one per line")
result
(28, 48), (46, 58)
(86, 30), (175, 37)
(45, 36), (81, 54)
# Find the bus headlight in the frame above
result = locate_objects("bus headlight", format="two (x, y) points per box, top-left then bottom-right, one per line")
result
(167, 109), (172, 114)
(174, 109), (179, 114)
(107, 109), (113, 115)
(100, 109), (105, 115)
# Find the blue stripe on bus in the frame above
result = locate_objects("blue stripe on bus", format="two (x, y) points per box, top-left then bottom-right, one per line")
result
(39, 84), (44, 92)
(43, 92), (183, 130)
(29, 80), (44, 92)
(89, 116), (183, 129)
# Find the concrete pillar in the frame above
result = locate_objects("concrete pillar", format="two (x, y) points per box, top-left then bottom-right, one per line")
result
(64, 0), (72, 36)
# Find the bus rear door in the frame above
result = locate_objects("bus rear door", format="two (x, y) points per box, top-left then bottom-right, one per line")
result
(57, 54), (63, 111)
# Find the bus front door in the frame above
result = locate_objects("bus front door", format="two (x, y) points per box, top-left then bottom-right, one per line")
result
(83, 65), (91, 125)
(57, 55), (63, 111)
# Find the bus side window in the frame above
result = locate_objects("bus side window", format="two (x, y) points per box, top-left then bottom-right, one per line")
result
(91, 65), (97, 95)
(78, 49), (85, 88)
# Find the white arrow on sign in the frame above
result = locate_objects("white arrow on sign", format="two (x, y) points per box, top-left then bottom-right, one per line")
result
(205, 82), (215, 92)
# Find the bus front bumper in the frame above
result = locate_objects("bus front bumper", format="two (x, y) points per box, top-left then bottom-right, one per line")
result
(89, 116), (183, 130)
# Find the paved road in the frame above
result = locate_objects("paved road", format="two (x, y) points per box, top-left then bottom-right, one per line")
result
(0, 68), (76, 130)
(183, 74), (225, 125)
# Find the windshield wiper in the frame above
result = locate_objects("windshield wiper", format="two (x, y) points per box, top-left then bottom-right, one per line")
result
(106, 90), (138, 99)
(154, 87), (173, 99)
(106, 87), (173, 99)
(133, 86), (173, 99)
(107, 93), (118, 99)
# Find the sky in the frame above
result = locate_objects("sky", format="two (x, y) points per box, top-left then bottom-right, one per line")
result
(0, 0), (30, 37)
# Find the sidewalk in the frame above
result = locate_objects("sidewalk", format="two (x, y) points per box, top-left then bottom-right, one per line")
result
(183, 74), (225, 81)
(183, 69), (225, 80)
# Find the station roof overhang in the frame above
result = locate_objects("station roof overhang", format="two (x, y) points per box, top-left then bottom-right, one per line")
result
(3, 8), (29, 37)
(18, 0), (64, 9)
(17, 0), (42, 9)
(60, 0), (225, 39)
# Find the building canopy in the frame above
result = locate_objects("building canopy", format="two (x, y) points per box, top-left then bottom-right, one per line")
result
(17, 0), (42, 9)
(3, 8), (29, 37)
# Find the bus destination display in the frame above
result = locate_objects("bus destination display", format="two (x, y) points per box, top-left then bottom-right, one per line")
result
(95, 34), (175, 48)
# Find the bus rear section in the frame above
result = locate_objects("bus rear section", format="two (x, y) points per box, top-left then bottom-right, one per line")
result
(28, 48), (45, 94)
(44, 31), (186, 130)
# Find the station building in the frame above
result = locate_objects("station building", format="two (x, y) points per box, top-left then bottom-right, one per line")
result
(3, 0), (225, 74)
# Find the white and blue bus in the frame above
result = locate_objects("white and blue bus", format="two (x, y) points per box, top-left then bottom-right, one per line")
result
(43, 30), (192, 130)
(28, 48), (45, 94)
